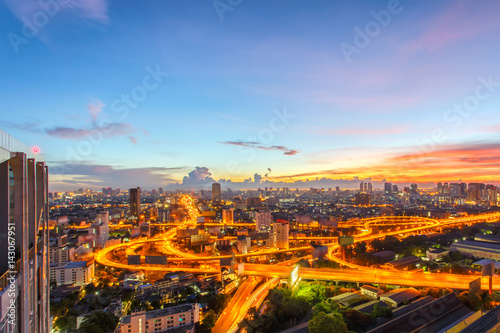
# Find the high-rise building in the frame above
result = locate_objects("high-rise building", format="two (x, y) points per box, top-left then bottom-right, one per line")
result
(355, 193), (371, 206)
(49, 261), (94, 286)
(222, 208), (234, 224)
(443, 183), (450, 195)
(468, 183), (485, 202)
(237, 236), (252, 254)
(392, 185), (399, 194)
(384, 183), (393, 195)
(367, 183), (373, 193)
(360, 181), (364, 192)
(129, 187), (141, 217)
(460, 183), (468, 197)
(0, 130), (50, 333)
(212, 183), (221, 202)
(486, 185), (498, 204)
(118, 304), (200, 333)
(411, 183), (418, 194)
(269, 221), (289, 249)
(255, 211), (272, 230)
(91, 211), (109, 248)
(450, 183), (461, 197)
(246, 197), (262, 207)
(437, 182), (443, 195)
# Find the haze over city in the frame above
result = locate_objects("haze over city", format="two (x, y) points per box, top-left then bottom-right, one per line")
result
(2, 0), (500, 191)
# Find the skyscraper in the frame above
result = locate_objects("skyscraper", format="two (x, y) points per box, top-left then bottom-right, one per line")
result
(437, 182), (443, 195)
(360, 181), (364, 192)
(367, 183), (373, 193)
(222, 208), (234, 224)
(212, 183), (221, 202)
(0, 130), (50, 333)
(450, 183), (461, 197)
(129, 187), (141, 217)
(269, 221), (289, 249)
(255, 211), (272, 230)
(467, 183), (485, 202)
(384, 183), (393, 195)
(355, 193), (371, 206)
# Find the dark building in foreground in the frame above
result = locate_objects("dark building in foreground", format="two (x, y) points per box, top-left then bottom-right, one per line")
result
(0, 130), (50, 333)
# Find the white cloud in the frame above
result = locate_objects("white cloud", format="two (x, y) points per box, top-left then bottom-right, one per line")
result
(2, 0), (109, 24)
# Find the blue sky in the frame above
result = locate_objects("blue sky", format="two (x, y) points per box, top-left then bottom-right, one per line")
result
(1, 0), (500, 190)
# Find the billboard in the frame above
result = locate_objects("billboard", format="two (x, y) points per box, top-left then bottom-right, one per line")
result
(482, 262), (495, 277)
(469, 278), (481, 295)
(339, 236), (354, 246)
(290, 265), (300, 287)
(176, 229), (198, 239)
(191, 234), (210, 246)
(145, 256), (168, 265)
(127, 255), (141, 265)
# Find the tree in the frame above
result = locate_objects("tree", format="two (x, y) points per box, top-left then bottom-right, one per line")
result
(450, 251), (465, 262)
(370, 239), (384, 252)
(354, 242), (367, 255)
(344, 309), (372, 331)
(309, 311), (349, 333)
(54, 315), (76, 331)
(79, 311), (119, 333)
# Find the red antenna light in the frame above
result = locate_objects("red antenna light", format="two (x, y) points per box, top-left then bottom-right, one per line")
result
(32, 146), (40, 153)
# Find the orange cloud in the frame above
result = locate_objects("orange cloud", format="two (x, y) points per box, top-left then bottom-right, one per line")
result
(272, 142), (500, 184)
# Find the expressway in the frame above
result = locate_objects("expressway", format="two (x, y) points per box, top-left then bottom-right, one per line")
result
(212, 277), (262, 333)
(91, 197), (500, 333)
(95, 212), (500, 287)
(212, 258), (302, 333)
(242, 263), (492, 290)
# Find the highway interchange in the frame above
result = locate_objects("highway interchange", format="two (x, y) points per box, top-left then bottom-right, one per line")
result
(93, 196), (500, 332)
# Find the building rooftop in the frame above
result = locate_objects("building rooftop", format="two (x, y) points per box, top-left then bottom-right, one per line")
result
(452, 240), (500, 253)
(386, 256), (420, 269)
(331, 292), (363, 307)
(428, 248), (448, 254)
(0, 129), (44, 161)
(369, 293), (471, 333)
(474, 233), (500, 244)
(121, 304), (197, 325)
(56, 261), (90, 269)
(353, 300), (389, 314)
(472, 259), (495, 266)
(459, 304), (500, 333)
(361, 285), (383, 294)
(380, 288), (420, 305)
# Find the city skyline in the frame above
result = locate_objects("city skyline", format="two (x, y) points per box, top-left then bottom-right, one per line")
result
(1, 0), (500, 190)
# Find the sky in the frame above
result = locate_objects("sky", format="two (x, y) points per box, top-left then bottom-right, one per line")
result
(1, 0), (500, 191)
